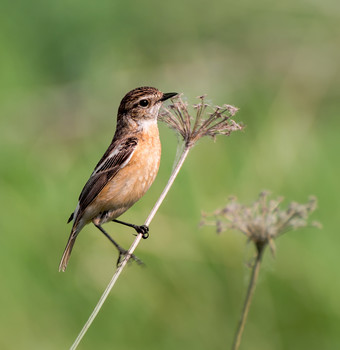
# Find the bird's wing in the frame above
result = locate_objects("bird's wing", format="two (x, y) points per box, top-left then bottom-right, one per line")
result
(76, 136), (138, 216)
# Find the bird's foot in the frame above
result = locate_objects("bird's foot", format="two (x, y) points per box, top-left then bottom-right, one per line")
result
(112, 219), (149, 239)
(94, 223), (144, 267)
(134, 225), (149, 239)
(116, 248), (144, 267)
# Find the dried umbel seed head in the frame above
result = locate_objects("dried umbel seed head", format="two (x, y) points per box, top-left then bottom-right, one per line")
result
(201, 192), (321, 255)
(159, 94), (243, 148)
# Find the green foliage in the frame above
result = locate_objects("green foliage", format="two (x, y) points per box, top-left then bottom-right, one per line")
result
(1, 0), (339, 349)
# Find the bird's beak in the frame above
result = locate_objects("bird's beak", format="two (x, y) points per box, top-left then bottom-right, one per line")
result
(161, 92), (178, 101)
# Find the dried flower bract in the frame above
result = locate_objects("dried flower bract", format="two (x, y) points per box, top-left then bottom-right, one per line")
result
(159, 94), (243, 148)
(201, 191), (320, 255)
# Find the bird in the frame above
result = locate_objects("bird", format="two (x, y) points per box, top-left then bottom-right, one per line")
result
(59, 86), (177, 272)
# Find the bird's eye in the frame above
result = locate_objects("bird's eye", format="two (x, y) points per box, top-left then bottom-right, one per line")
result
(139, 99), (149, 107)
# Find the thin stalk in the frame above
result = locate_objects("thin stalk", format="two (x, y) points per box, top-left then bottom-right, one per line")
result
(70, 144), (191, 350)
(145, 145), (190, 226)
(232, 244), (266, 350)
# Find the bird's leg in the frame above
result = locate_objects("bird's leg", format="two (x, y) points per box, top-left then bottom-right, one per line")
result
(94, 224), (143, 266)
(112, 219), (149, 239)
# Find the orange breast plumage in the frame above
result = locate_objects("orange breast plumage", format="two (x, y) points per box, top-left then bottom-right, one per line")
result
(87, 123), (161, 223)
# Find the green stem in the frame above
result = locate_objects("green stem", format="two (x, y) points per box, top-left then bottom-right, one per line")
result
(231, 243), (266, 350)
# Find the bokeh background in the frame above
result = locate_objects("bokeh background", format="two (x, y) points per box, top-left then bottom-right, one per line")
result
(1, 0), (339, 349)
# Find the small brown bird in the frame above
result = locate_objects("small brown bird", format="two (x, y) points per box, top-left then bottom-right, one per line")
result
(59, 87), (177, 271)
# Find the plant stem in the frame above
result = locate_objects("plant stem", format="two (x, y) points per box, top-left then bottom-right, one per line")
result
(70, 145), (191, 350)
(145, 145), (190, 226)
(231, 244), (266, 350)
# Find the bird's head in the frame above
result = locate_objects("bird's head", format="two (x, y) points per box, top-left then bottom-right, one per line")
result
(117, 87), (177, 129)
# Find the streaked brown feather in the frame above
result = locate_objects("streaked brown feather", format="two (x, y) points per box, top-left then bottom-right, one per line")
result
(77, 137), (138, 218)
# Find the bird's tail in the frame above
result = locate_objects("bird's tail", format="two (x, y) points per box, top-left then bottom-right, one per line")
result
(59, 226), (80, 272)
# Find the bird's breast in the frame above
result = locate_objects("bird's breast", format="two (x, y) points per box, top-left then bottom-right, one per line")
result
(128, 124), (161, 198)
(95, 124), (161, 215)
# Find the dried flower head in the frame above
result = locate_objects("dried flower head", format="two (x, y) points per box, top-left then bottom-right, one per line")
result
(201, 191), (321, 255)
(159, 94), (243, 148)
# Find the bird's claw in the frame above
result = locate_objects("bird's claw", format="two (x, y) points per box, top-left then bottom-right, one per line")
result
(135, 225), (149, 239)
(116, 249), (144, 267)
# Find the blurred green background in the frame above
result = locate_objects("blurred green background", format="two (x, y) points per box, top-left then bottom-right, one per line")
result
(1, 0), (339, 349)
